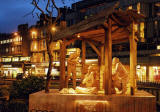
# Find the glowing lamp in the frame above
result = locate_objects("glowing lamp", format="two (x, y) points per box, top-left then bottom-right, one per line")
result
(14, 32), (18, 36)
(51, 26), (56, 32)
(32, 31), (37, 35)
(77, 34), (80, 38)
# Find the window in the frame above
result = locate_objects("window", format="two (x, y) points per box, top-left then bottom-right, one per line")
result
(134, 24), (138, 32)
(18, 46), (21, 52)
(41, 31), (43, 38)
(10, 39), (12, 42)
(128, 6), (132, 10)
(32, 31), (37, 39)
(31, 41), (38, 51)
(149, 3), (153, 17)
(12, 57), (19, 62)
(43, 40), (46, 49)
(20, 36), (22, 41)
(6, 39), (10, 43)
(43, 30), (46, 37)
(6, 48), (8, 53)
(12, 47), (15, 52)
(140, 22), (144, 39)
(137, 3), (141, 14)
(3, 40), (6, 44)
(154, 20), (158, 36)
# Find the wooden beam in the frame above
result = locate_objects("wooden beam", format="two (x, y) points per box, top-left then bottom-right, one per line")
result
(129, 21), (137, 95)
(60, 39), (66, 89)
(86, 40), (101, 57)
(104, 18), (112, 95)
(83, 38), (102, 45)
(65, 37), (78, 46)
(81, 40), (86, 80)
(111, 14), (128, 26)
(112, 27), (126, 34)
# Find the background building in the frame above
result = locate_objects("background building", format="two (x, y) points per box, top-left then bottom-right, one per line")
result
(0, 24), (31, 79)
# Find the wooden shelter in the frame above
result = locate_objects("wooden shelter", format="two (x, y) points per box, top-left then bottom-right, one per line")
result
(53, 1), (144, 95)
(29, 2), (156, 112)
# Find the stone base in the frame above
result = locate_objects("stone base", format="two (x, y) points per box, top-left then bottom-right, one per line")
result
(29, 89), (156, 112)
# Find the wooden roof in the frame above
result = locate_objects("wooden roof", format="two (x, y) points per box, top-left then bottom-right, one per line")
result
(53, 1), (144, 44)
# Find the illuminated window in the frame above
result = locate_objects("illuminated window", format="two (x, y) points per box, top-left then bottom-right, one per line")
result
(157, 45), (160, 50)
(20, 57), (30, 61)
(12, 57), (19, 62)
(32, 31), (37, 39)
(6, 39), (10, 43)
(137, 3), (140, 14)
(10, 39), (12, 42)
(31, 41), (38, 51)
(3, 40), (6, 44)
(20, 36), (22, 41)
(134, 24), (138, 32)
(140, 22), (144, 39)
(14, 36), (19, 42)
(12, 47), (15, 52)
(6, 48), (8, 52)
(128, 6), (132, 10)
(155, 21), (158, 29)
(2, 58), (11, 62)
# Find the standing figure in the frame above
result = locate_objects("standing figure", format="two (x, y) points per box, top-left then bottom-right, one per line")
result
(66, 49), (81, 89)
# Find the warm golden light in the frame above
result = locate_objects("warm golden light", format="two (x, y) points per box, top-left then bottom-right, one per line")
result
(14, 32), (18, 36)
(137, 3), (141, 14)
(31, 31), (37, 39)
(32, 31), (37, 35)
(77, 34), (80, 38)
(51, 26), (56, 32)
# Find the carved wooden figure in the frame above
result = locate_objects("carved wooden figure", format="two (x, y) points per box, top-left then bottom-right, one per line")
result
(66, 48), (81, 89)
(112, 57), (129, 94)
(82, 65), (99, 89)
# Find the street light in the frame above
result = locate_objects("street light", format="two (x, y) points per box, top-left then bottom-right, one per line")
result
(51, 26), (56, 32)
(14, 32), (18, 36)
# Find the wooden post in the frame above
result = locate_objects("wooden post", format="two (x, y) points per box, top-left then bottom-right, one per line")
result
(129, 21), (137, 95)
(81, 40), (86, 80)
(104, 18), (112, 95)
(146, 65), (149, 81)
(60, 39), (66, 90)
(100, 46), (104, 90)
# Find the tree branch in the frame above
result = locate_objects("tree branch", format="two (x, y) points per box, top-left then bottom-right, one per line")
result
(51, 0), (61, 24)
(46, 0), (52, 17)
(32, 0), (45, 14)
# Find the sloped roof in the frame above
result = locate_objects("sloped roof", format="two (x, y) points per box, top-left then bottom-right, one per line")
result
(53, 1), (144, 44)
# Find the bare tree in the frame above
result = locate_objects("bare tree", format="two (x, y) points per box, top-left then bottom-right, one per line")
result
(31, 0), (62, 93)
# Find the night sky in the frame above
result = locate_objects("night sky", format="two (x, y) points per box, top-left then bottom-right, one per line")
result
(0, 0), (80, 33)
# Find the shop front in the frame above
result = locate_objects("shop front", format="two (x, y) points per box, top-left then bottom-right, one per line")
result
(136, 65), (160, 82)
(0, 56), (31, 79)
(1, 64), (23, 79)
